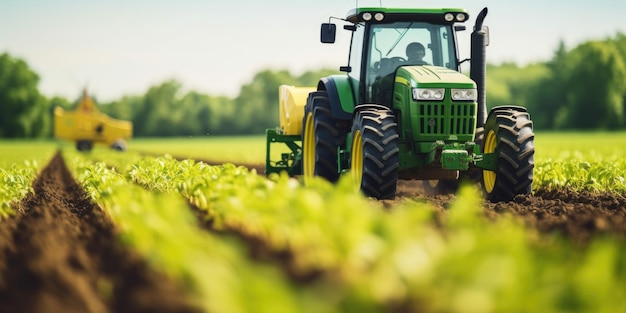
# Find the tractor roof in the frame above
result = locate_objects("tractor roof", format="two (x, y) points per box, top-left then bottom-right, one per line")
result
(346, 7), (469, 24)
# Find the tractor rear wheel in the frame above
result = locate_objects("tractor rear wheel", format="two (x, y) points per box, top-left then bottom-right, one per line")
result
(76, 140), (93, 152)
(482, 107), (534, 202)
(302, 91), (347, 182)
(350, 106), (399, 200)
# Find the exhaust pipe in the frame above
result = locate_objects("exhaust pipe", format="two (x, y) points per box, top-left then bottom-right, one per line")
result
(470, 7), (488, 127)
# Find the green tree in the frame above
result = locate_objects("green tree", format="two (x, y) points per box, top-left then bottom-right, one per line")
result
(485, 63), (513, 108)
(0, 53), (47, 138)
(563, 40), (626, 129)
(133, 80), (183, 136)
(234, 69), (296, 134)
(178, 92), (236, 136)
(296, 69), (341, 86)
(101, 94), (141, 122)
(232, 68), (343, 135)
(524, 41), (570, 129)
(46, 96), (72, 137)
(614, 32), (626, 127)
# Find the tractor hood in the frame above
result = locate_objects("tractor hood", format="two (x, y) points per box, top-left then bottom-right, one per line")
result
(395, 65), (476, 89)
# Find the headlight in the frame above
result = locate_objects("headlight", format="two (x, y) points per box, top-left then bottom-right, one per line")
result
(413, 88), (445, 101)
(451, 89), (477, 101)
(362, 12), (372, 21)
(374, 13), (384, 21)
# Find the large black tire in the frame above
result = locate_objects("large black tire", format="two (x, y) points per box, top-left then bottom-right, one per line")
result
(350, 106), (399, 200)
(76, 140), (93, 152)
(110, 139), (127, 151)
(482, 107), (534, 202)
(302, 91), (347, 182)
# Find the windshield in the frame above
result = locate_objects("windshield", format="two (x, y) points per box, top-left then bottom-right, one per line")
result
(369, 22), (455, 69)
(364, 21), (456, 103)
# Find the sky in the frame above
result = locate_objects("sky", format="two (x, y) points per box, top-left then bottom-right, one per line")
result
(1, 0), (625, 102)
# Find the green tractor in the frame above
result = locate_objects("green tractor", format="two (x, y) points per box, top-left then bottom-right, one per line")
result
(265, 7), (534, 202)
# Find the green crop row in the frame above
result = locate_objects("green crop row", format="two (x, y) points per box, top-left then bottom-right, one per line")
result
(535, 159), (626, 192)
(533, 132), (626, 192)
(4, 132), (624, 195)
(69, 149), (626, 313)
(0, 140), (57, 218)
(0, 161), (38, 218)
(125, 132), (626, 193)
(64, 149), (330, 313)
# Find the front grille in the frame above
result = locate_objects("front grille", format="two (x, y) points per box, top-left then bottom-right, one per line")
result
(418, 102), (476, 138)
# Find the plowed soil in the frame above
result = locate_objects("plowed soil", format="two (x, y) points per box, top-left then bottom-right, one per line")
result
(1, 154), (625, 312)
(395, 181), (626, 244)
(0, 152), (200, 313)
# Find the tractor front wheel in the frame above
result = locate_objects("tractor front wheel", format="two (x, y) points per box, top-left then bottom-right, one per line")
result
(111, 139), (127, 151)
(350, 106), (399, 200)
(482, 107), (534, 202)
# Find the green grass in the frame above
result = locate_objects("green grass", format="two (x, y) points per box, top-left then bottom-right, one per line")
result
(3, 131), (625, 169)
(0, 140), (58, 169)
(535, 131), (626, 163)
(128, 131), (626, 165)
(129, 136), (267, 164)
(0, 140), (58, 217)
(2, 131), (626, 194)
(533, 132), (626, 192)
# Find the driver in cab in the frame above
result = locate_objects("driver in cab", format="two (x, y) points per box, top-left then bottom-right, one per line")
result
(406, 42), (429, 65)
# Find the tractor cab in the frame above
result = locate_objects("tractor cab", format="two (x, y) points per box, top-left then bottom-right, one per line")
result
(321, 8), (471, 106)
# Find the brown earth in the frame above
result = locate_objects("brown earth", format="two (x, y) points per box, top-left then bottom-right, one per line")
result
(396, 180), (626, 244)
(1, 154), (625, 312)
(0, 152), (201, 313)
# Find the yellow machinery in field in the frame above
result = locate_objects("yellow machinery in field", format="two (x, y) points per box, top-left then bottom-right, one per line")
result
(54, 89), (132, 151)
(265, 85), (315, 175)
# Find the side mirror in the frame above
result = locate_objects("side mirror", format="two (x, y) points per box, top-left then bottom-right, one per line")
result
(320, 23), (336, 43)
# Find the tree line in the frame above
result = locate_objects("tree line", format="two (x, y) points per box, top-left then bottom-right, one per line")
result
(1, 32), (625, 138)
(487, 33), (626, 129)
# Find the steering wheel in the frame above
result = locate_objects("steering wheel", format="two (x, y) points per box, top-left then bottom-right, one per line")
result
(388, 56), (407, 63)
(374, 56), (407, 72)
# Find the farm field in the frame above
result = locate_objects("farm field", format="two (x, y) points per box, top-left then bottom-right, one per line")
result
(0, 132), (625, 312)
(130, 135), (267, 165)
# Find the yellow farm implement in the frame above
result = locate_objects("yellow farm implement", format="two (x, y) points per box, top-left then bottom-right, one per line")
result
(54, 89), (132, 151)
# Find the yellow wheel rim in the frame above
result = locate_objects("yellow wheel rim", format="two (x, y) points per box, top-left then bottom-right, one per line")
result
(351, 129), (363, 189)
(303, 112), (315, 180)
(483, 129), (497, 193)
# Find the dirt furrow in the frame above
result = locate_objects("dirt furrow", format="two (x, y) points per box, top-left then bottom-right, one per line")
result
(0, 151), (200, 313)
(485, 188), (626, 244)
